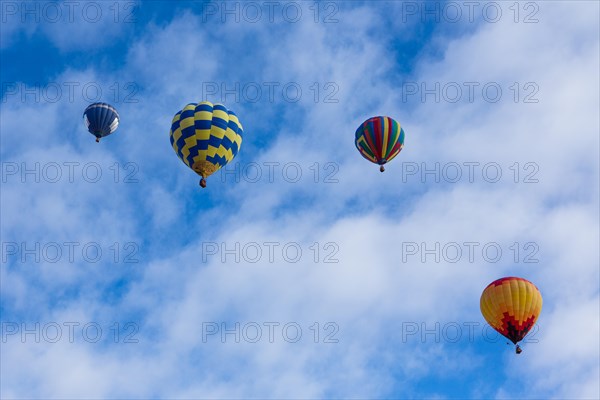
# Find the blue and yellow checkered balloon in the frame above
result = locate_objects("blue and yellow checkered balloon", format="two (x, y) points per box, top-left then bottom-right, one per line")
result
(169, 102), (243, 188)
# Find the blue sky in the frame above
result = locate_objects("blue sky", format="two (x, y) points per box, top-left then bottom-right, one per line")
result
(1, 1), (599, 398)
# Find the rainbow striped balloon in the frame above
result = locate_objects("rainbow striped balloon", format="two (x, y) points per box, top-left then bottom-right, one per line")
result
(355, 116), (405, 172)
(169, 102), (243, 188)
(480, 277), (543, 354)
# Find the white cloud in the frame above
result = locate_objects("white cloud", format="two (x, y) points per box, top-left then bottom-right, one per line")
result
(1, 1), (138, 51)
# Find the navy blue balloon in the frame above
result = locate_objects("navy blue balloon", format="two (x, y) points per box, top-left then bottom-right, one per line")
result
(83, 102), (119, 142)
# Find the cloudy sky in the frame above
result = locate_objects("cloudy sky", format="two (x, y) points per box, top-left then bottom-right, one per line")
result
(1, 1), (599, 398)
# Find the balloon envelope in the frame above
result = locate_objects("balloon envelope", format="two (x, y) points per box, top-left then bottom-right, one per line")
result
(355, 116), (405, 171)
(169, 101), (243, 187)
(83, 102), (119, 142)
(480, 277), (542, 345)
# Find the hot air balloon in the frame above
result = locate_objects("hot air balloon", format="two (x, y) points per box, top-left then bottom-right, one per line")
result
(480, 277), (542, 354)
(355, 116), (405, 172)
(169, 102), (243, 188)
(83, 102), (119, 143)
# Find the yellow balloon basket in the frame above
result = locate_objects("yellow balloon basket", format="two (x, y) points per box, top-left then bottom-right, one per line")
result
(192, 160), (219, 188)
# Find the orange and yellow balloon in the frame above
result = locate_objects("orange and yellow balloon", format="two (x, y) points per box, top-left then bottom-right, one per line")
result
(480, 277), (542, 354)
